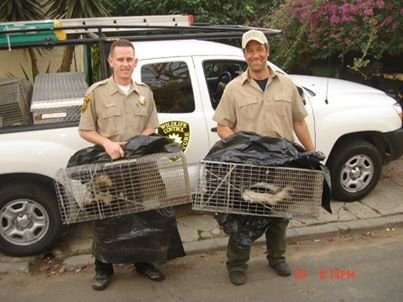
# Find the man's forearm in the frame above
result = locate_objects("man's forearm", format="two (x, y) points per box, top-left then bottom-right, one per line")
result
(217, 124), (234, 139)
(79, 130), (110, 146)
(141, 128), (156, 136)
(293, 120), (315, 151)
(79, 130), (126, 159)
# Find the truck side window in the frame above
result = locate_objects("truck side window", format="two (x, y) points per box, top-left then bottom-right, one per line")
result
(141, 62), (195, 113)
(202, 60), (247, 109)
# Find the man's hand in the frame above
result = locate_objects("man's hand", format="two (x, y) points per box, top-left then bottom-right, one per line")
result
(79, 130), (127, 160)
(103, 141), (127, 160)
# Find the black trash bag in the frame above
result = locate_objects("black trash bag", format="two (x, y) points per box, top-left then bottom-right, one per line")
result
(205, 131), (326, 169)
(67, 134), (185, 264)
(93, 208), (185, 264)
(68, 134), (181, 167)
(205, 131), (331, 249)
(215, 213), (271, 249)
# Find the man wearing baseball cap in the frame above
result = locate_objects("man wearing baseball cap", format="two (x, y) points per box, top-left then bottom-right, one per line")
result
(213, 29), (314, 285)
(241, 29), (269, 49)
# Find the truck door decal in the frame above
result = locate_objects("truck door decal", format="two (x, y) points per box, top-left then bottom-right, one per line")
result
(158, 120), (190, 152)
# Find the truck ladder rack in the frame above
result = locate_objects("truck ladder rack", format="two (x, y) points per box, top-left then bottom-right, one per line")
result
(0, 15), (281, 51)
(0, 15), (281, 82)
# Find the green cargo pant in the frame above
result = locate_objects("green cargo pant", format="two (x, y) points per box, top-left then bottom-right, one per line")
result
(226, 217), (289, 273)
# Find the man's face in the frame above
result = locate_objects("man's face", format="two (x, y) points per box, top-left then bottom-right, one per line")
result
(243, 40), (269, 73)
(108, 46), (137, 83)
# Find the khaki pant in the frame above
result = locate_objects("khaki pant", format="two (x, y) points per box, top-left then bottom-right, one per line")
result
(226, 217), (289, 273)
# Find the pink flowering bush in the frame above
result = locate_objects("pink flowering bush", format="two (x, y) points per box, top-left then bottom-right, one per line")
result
(268, 0), (402, 73)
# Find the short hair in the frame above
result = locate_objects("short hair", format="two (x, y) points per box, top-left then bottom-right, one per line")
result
(109, 39), (134, 57)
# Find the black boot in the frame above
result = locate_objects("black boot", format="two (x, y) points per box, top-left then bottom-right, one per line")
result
(92, 272), (112, 290)
(135, 262), (165, 281)
(92, 259), (114, 290)
(269, 262), (291, 276)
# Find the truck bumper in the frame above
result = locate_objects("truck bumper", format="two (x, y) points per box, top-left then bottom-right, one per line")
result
(385, 126), (403, 161)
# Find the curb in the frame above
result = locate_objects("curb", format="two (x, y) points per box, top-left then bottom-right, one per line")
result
(183, 213), (403, 255)
(1, 214), (403, 275)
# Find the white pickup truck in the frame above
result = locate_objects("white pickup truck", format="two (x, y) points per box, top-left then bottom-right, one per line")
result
(0, 20), (402, 257)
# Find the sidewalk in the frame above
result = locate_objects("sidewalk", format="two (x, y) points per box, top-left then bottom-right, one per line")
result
(1, 157), (403, 274)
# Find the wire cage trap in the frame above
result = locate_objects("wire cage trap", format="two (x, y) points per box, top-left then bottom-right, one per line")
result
(55, 152), (191, 224)
(193, 160), (324, 218)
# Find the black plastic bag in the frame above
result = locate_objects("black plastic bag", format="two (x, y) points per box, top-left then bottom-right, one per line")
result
(205, 131), (326, 169)
(67, 134), (185, 264)
(68, 134), (181, 167)
(215, 213), (272, 249)
(206, 131), (332, 249)
(93, 208), (185, 264)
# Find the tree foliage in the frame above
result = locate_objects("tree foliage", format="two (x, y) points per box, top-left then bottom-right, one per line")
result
(102, 0), (269, 25)
(0, 0), (46, 80)
(268, 0), (403, 73)
(0, 0), (44, 21)
(44, 0), (109, 72)
(45, 0), (109, 18)
(2, 0), (401, 77)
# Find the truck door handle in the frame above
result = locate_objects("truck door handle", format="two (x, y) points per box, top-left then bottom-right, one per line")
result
(211, 127), (217, 132)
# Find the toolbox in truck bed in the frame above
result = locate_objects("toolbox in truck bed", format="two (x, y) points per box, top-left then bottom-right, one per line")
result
(30, 72), (88, 124)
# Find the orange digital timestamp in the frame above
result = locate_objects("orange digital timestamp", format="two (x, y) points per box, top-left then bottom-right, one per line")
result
(293, 268), (356, 280)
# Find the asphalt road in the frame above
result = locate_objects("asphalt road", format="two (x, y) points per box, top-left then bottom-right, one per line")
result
(1, 227), (402, 302)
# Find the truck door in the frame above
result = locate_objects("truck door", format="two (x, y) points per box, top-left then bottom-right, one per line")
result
(192, 57), (248, 147)
(134, 57), (210, 189)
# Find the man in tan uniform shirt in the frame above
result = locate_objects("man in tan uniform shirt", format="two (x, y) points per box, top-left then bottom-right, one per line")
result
(79, 39), (174, 290)
(213, 30), (314, 286)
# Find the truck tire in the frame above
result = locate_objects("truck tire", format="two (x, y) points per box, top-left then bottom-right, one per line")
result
(327, 140), (382, 202)
(0, 182), (63, 256)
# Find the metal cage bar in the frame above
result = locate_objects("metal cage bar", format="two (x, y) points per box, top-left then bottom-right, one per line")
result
(55, 152), (191, 224)
(193, 160), (324, 218)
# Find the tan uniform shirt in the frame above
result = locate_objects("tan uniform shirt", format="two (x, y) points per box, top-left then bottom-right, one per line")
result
(213, 69), (307, 142)
(79, 77), (159, 142)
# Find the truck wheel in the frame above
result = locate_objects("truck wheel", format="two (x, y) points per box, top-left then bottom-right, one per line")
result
(0, 182), (63, 256)
(327, 140), (382, 202)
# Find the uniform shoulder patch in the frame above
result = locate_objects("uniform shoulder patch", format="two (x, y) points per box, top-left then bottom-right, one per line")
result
(81, 95), (91, 114)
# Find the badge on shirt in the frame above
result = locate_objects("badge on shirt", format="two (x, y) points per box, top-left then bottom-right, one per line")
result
(138, 95), (146, 106)
(81, 95), (91, 114)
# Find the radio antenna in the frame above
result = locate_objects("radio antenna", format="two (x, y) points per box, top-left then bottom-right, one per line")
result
(325, 56), (330, 104)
